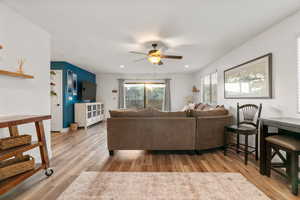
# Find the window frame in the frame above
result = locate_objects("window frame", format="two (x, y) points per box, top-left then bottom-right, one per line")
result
(297, 37), (300, 113)
(201, 71), (218, 104)
(124, 82), (166, 110)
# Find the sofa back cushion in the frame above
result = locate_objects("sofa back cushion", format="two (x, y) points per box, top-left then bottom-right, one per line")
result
(109, 109), (152, 118)
(109, 108), (187, 118)
(153, 111), (187, 117)
(192, 107), (229, 117)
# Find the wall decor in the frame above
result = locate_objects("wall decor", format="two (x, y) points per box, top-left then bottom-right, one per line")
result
(73, 73), (78, 96)
(224, 53), (272, 99)
(67, 70), (74, 95)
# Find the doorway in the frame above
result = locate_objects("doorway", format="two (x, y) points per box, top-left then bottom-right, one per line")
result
(50, 70), (63, 132)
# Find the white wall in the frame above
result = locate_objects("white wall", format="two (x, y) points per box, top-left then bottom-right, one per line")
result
(194, 10), (300, 120)
(96, 73), (194, 116)
(0, 4), (51, 160)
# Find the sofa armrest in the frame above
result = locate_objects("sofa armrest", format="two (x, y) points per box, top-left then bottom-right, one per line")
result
(195, 114), (233, 150)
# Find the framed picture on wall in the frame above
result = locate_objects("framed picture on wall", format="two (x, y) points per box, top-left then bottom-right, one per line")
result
(73, 73), (78, 96)
(224, 53), (272, 99)
(67, 70), (73, 95)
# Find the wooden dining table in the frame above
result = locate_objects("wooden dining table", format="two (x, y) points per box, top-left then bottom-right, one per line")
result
(259, 117), (300, 175)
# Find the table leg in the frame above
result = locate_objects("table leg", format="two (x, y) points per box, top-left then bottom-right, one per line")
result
(9, 126), (19, 137)
(35, 121), (50, 169)
(260, 124), (268, 175)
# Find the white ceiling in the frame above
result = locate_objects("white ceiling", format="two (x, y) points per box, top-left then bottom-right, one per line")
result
(2, 0), (300, 74)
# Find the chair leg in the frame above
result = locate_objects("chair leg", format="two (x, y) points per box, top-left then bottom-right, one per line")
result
(265, 142), (272, 177)
(286, 152), (291, 182)
(237, 133), (240, 154)
(255, 133), (259, 161)
(291, 152), (299, 195)
(244, 135), (248, 165)
(224, 128), (227, 156)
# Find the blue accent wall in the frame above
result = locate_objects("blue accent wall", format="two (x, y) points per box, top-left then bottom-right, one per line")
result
(51, 61), (96, 128)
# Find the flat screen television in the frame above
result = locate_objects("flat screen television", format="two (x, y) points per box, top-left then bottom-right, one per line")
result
(80, 81), (97, 102)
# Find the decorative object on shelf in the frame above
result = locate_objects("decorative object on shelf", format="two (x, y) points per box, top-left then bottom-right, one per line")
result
(51, 91), (57, 96)
(224, 53), (272, 99)
(50, 71), (56, 75)
(0, 44), (3, 49)
(192, 86), (200, 103)
(192, 86), (200, 93)
(0, 135), (31, 150)
(50, 82), (56, 86)
(17, 57), (26, 74)
(0, 155), (35, 181)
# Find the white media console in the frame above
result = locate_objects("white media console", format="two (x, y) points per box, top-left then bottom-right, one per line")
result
(75, 102), (105, 129)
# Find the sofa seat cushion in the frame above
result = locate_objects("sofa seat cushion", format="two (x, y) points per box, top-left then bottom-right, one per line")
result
(192, 107), (229, 117)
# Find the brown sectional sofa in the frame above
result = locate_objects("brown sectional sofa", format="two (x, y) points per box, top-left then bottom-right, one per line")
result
(107, 107), (232, 155)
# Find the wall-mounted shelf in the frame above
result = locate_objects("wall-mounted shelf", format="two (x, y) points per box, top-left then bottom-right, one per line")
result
(0, 69), (34, 79)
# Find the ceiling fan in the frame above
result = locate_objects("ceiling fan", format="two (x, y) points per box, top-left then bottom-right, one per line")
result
(129, 43), (183, 65)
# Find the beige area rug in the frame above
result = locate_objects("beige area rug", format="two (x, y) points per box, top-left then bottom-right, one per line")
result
(57, 172), (270, 200)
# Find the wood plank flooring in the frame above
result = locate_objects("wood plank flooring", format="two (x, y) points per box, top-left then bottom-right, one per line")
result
(0, 122), (299, 200)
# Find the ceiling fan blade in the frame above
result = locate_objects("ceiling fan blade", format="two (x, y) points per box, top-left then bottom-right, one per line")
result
(161, 55), (183, 59)
(158, 61), (163, 65)
(129, 51), (148, 55)
(133, 57), (148, 62)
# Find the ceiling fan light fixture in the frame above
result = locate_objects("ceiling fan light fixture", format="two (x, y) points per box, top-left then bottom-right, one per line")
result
(148, 56), (161, 64)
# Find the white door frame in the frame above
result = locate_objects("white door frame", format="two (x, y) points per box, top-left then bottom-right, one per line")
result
(50, 69), (63, 132)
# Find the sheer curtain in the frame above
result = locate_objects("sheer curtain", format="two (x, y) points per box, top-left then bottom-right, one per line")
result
(164, 79), (171, 111)
(118, 79), (125, 109)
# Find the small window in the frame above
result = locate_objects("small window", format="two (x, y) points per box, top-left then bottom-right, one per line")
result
(201, 71), (218, 104)
(298, 38), (300, 112)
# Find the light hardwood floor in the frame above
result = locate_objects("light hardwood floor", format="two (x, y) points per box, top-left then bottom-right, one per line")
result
(1, 122), (299, 200)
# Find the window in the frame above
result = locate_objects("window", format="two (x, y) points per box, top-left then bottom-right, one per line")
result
(201, 71), (218, 104)
(298, 38), (300, 112)
(124, 82), (166, 111)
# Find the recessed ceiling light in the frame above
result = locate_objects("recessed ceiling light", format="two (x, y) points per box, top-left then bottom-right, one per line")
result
(184, 65), (189, 68)
(120, 65), (125, 68)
